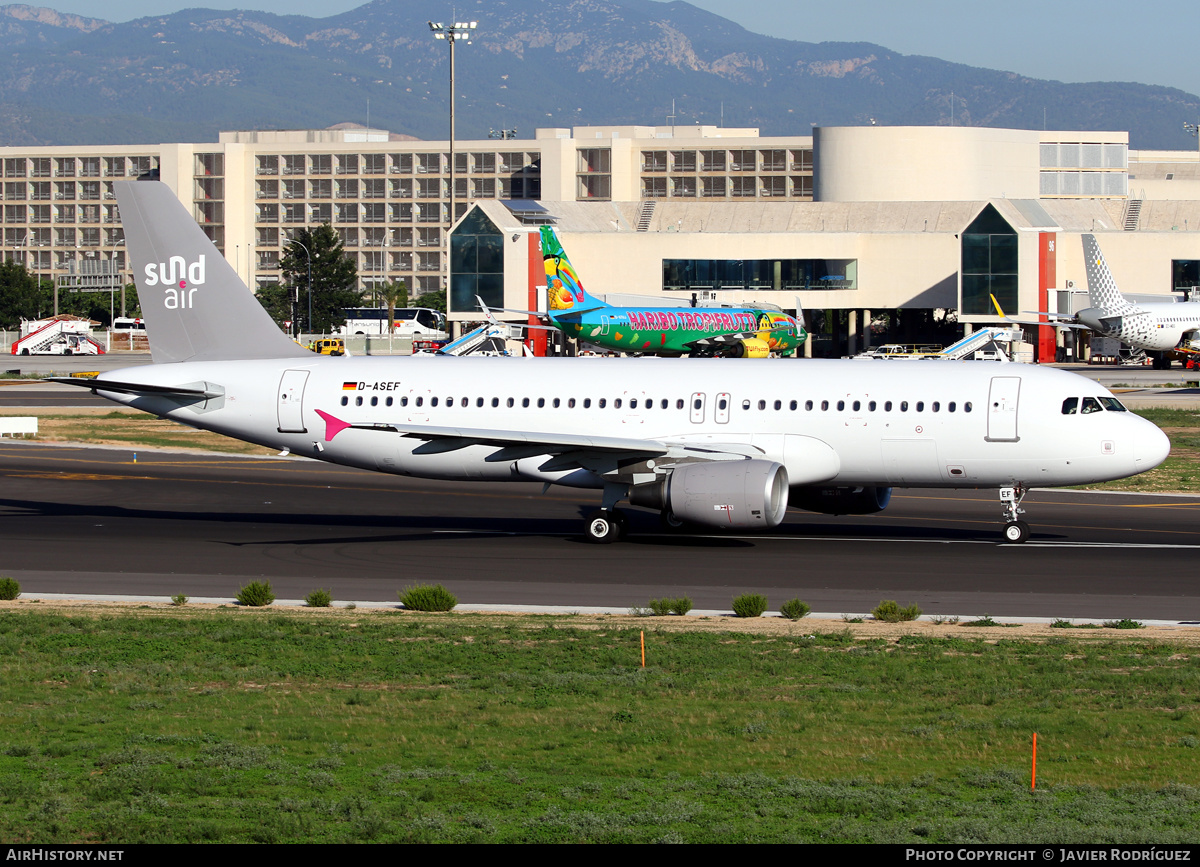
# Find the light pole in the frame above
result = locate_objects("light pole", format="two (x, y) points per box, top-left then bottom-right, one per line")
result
(428, 18), (477, 303)
(289, 235), (313, 338)
(1186, 121), (1199, 160)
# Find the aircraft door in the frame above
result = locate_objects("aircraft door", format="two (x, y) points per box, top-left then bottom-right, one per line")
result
(986, 376), (1021, 442)
(600, 315), (612, 336)
(277, 369), (310, 433)
(689, 392), (706, 424)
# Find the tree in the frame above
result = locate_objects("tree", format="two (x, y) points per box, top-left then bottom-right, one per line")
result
(419, 289), (446, 316)
(280, 224), (361, 334)
(250, 283), (292, 331)
(378, 280), (408, 331)
(0, 261), (50, 329)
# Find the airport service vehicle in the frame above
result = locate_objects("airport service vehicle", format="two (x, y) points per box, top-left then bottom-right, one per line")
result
(307, 338), (345, 356)
(53, 181), (1170, 545)
(1034, 234), (1200, 369)
(532, 227), (805, 358)
(11, 317), (105, 356)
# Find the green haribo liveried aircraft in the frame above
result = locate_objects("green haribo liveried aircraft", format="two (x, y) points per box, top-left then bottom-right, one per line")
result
(539, 226), (806, 358)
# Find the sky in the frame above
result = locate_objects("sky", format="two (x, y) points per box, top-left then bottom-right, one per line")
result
(33, 0), (1200, 97)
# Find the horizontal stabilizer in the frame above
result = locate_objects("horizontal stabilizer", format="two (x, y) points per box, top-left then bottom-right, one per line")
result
(48, 376), (222, 399)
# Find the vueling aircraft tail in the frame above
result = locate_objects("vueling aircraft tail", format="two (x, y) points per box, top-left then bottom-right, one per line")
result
(539, 226), (608, 318)
(1082, 233), (1137, 316)
(115, 180), (310, 364)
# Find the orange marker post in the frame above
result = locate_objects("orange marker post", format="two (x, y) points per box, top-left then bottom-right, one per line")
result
(1031, 732), (1038, 790)
(641, 631), (645, 668)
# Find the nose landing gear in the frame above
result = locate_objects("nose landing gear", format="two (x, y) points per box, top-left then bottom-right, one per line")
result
(999, 485), (1029, 543)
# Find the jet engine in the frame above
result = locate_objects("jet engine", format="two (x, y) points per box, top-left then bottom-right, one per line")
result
(630, 459), (789, 528)
(724, 338), (771, 359)
(788, 485), (892, 515)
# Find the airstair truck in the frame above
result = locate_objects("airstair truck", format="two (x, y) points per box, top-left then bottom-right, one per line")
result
(11, 315), (105, 356)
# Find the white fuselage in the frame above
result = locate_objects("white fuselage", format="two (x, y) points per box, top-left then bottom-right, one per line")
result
(1078, 301), (1200, 352)
(94, 356), (1169, 493)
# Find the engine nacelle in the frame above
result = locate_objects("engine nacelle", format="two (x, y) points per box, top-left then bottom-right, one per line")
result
(725, 338), (771, 359)
(788, 485), (892, 516)
(631, 459), (789, 528)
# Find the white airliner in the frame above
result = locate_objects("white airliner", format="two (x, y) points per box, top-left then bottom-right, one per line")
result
(1038, 234), (1200, 368)
(53, 181), (1170, 544)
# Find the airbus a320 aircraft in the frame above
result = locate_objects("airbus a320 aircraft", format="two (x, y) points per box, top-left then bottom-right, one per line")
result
(538, 227), (805, 358)
(1037, 234), (1200, 368)
(54, 181), (1169, 544)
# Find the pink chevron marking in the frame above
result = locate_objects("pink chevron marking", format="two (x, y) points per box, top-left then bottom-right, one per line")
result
(315, 409), (352, 442)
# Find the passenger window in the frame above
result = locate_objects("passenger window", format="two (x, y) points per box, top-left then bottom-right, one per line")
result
(932, 402), (940, 412)
(884, 401), (892, 412)
(599, 398), (607, 408)
(506, 398), (514, 407)
(340, 396), (348, 406)
(774, 400), (782, 410)
(852, 400), (860, 412)
(553, 398), (560, 408)
(661, 400), (669, 409)
(676, 399), (684, 410)
(461, 397), (468, 407)
(837, 400), (845, 411)
(718, 398), (728, 410)
(805, 400), (813, 411)
(630, 399), (638, 409)
(964, 402), (972, 412)
(569, 398), (576, 408)
(1082, 397), (1103, 414)
(790, 400), (797, 411)
(476, 397), (483, 407)
(584, 398), (592, 408)
(522, 398), (530, 408)
(900, 401), (908, 412)
(614, 398), (622, 409)
(916, 401), (924, 412)
(415, 396), (422, 407)
(758, 400), (766, 410)
(868, 401), (876, 411)
(371, 396), (378, 406)
(693, 398), (701, 410)
(821, 400), (829, 411)
(491, 397), (499, 407)
(537, 398), (545, 408)
(356, 396), (364, 406)
(948, 402), (956, 412)
(742, 399), (751, 410)
(401, 396), (408, 407)
(386, 397), (393, 407)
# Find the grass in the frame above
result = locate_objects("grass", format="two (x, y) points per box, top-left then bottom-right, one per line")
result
(1, 607), (1198, 843)
(20, 410), (276, 455)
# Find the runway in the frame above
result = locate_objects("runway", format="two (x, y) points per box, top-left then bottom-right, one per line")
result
(2, 441), (1197, 622)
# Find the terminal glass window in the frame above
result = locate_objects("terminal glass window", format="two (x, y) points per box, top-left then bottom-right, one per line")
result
(1174, 260), (1199, 295)
(450, 207), (504, 314)
(961, 204), (1017, 316)
(663, 258), (857, 292)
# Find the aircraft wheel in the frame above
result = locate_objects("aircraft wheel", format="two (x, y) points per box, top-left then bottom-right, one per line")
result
(660, 509), (686, 531)
(585, 510), (619, 544)
(1003, 520), (1030, 544)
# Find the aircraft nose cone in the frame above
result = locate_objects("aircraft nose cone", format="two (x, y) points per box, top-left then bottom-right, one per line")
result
(1135, 422), (1171, 471)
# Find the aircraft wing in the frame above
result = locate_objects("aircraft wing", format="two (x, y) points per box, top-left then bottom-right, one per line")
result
(47, 376), (223, 399)
(315, 410), (766, 475)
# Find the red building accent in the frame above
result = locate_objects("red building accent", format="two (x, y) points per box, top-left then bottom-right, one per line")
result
(1038, 233), (1057, 362)
(527, 231), (547, 356)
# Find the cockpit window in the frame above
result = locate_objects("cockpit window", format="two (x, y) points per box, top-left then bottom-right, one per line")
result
(1061, 397), (1078, 415)
(1099, 397), (1127, 412)
(1081, 397), (1103, 414)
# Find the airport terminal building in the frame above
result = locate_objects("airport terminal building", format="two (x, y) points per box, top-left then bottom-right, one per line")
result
(1, 123), (1197, 358)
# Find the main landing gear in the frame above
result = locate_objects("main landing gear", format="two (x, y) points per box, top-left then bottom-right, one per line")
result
(999, 485), (1030, 543)
(585, 508), (628, 543)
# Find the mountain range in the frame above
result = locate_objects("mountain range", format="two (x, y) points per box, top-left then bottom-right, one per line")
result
(0, 0), (1196, 150)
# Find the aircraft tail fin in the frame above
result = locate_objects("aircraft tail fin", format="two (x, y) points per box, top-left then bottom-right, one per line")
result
(539, 226), (608, 319)
(115, 180), (311, 364)
(1082, 234), (1137, 316)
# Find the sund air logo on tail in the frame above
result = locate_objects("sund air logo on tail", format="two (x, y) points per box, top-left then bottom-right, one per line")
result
(143, 255), (206, 309)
